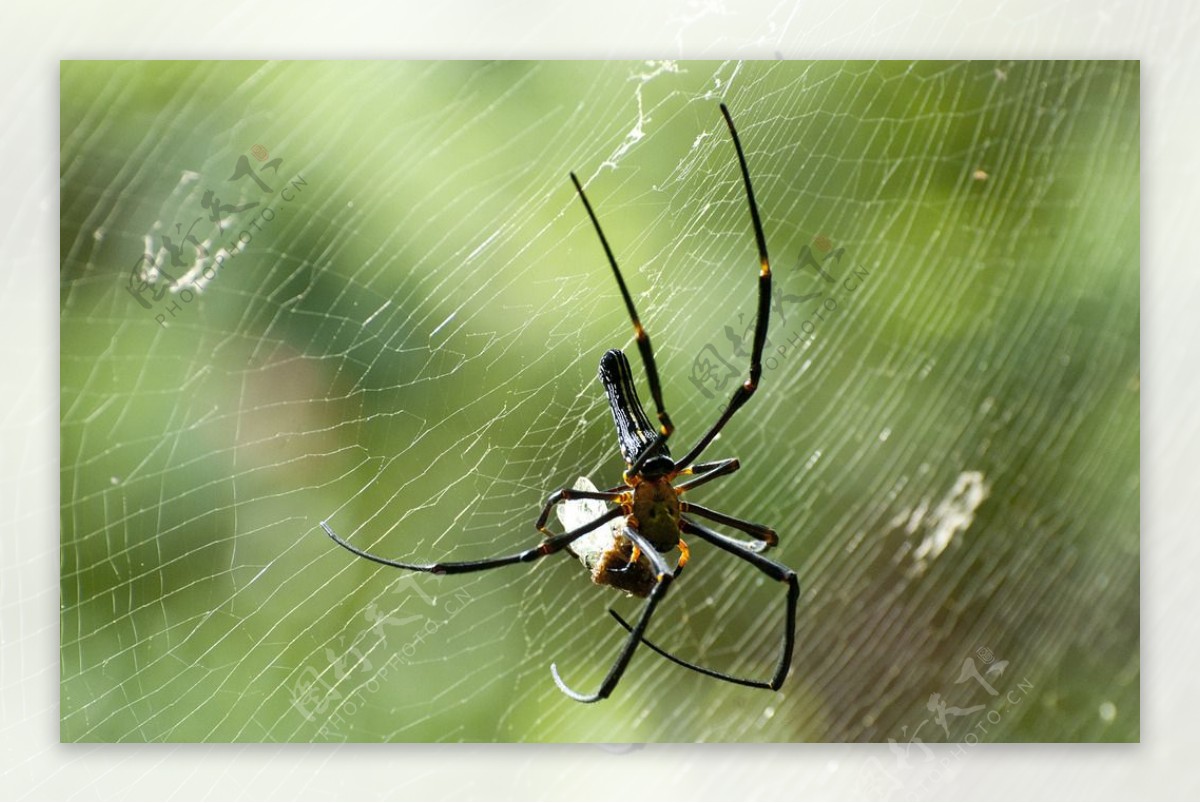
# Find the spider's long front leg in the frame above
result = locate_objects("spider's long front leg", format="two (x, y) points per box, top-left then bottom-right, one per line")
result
(611, 516), (798, 690)
(551, 525), (675, 703)
(321, 506), (623, 576)
(675, 104), (772, 471)
(572, 172), (675, 476)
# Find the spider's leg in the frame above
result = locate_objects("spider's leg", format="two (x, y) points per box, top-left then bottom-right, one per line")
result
(676, 104), (772, 470)
(571, 172), (674, 474)
(321, 507), (622, 576)
(680, 501), (777, 553)
(673, 458), (740, 493)
(551, 526), (674, 703)
(610, 517), (797, 690)
(676, 459), (775, 552)
(535, 485), (626, 534)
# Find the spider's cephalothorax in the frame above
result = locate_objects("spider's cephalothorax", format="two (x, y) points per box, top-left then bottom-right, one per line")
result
(322, 103), (800, 704)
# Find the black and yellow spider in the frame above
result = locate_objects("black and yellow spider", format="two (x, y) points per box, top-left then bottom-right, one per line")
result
(323, 104), (799, 703)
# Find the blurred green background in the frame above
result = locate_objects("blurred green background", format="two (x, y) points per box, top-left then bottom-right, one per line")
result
(60, 60), (1138, 742)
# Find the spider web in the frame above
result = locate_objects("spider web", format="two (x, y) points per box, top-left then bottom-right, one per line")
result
(60, 60), (1139, 743)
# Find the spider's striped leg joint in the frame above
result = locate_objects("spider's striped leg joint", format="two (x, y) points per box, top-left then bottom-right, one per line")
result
(658, 413), (675, 439)
(674, 538), (690, 579)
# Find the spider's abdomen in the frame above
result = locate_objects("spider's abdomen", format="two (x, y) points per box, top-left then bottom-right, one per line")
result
(631, 477), (681, 553)
(599, 349), (671, 468)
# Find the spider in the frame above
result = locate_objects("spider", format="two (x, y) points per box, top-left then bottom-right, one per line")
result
(322, 103), (800, 703)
